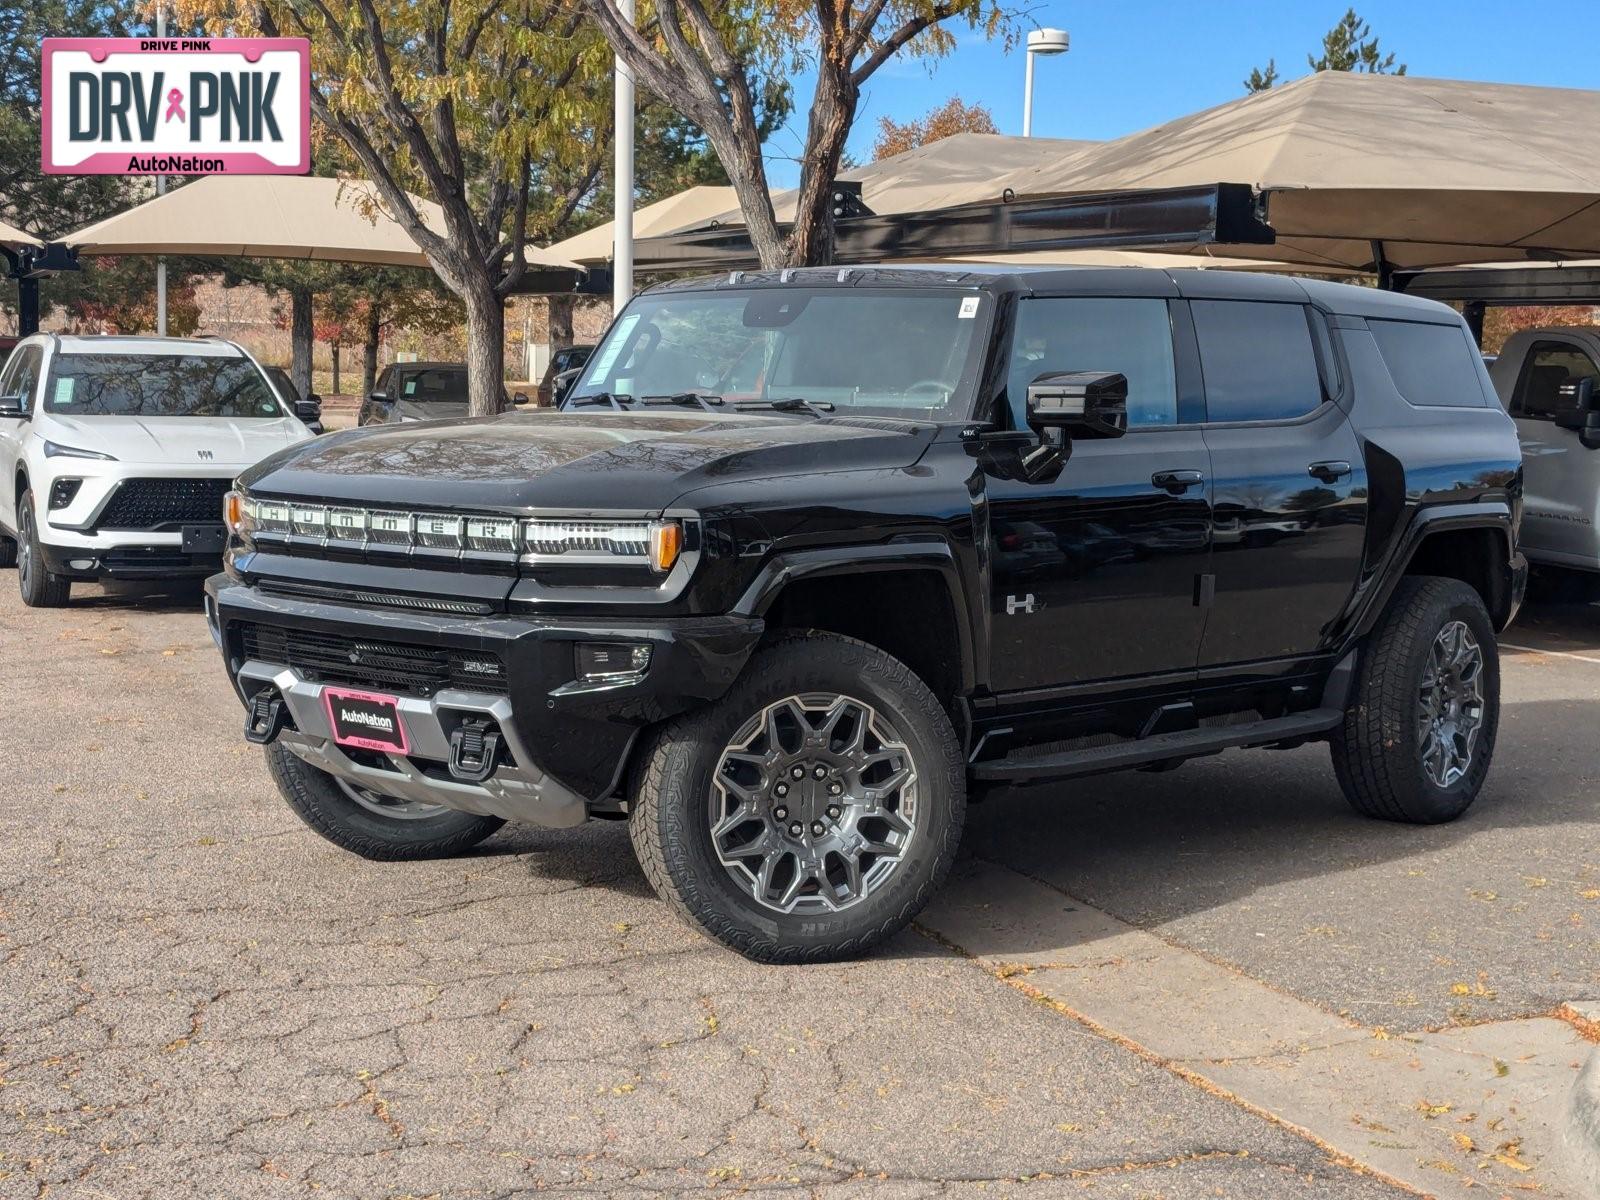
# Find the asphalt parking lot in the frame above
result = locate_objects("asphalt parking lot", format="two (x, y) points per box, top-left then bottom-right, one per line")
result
(1, 580), (1595, 1199)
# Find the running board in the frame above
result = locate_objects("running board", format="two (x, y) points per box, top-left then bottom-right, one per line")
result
(971, 708), (1344, 784)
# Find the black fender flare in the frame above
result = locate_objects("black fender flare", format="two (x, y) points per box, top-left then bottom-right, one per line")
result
(732, 540), (979, 694)
(1346, 502), (1524, 641)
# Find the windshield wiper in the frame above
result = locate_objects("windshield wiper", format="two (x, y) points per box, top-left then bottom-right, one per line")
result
(734, 397), (835, 418)
(566, 392), (634, 410)
(641, 392), (724, 412)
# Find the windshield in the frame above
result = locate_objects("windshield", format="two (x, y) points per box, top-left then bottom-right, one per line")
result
(567, 287), (990, 420)
(46, 354), (284, 418)
(397, 367), (468, 407)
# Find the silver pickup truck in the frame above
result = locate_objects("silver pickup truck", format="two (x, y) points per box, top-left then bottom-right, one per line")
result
(1487, 328), (1600, 580)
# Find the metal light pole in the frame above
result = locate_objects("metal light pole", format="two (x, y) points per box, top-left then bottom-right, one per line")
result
(612, 0), (635, 315)
(155, 4), (168, 335)
(1022, 28), (1069, 138)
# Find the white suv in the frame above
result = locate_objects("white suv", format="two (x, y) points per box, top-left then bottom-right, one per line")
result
(0, 335), (316, 607)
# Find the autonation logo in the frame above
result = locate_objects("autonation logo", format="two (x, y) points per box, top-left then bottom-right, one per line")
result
(339, 708), (395, 734)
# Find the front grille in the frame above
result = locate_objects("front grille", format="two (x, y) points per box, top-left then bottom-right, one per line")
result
(237, 622), (509, 697)
(98, 478), (232, 530)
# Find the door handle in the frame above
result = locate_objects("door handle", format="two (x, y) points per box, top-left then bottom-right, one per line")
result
(1151, 468), (1204, 493)
(1308, 460), (1352, 483)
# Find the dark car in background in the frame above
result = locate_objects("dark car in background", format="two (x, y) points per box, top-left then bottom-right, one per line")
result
(260, 365), (323, 434)
(536, 344), (593, 406)
(358, 362), (524, 425)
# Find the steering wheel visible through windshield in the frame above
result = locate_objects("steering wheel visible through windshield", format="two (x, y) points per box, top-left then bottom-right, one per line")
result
(566, 287), (990, 421)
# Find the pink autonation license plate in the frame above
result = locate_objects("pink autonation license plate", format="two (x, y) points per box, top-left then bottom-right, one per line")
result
(322, 687), (409, 754)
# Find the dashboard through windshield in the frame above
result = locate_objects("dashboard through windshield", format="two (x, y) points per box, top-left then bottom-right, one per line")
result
(566, 287), (991, 421)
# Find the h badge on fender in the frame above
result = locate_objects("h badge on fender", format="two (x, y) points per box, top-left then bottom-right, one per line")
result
(1006, 593), (1036, 616)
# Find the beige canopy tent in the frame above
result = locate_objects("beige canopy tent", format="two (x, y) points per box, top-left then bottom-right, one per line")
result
(67, 174), (576, 275)
(547, 134), (1094, 267)
(987, 72), (1600, 273)
(0, 219), (40, 249)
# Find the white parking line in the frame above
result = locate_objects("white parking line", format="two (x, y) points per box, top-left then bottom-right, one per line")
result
(1502, 641), (1600, 666)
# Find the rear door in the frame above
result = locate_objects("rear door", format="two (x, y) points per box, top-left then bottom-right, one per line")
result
(1506, 338), (1600, 565)
(984, 293), (1213, 692)
(1192, 299), (1368, 667)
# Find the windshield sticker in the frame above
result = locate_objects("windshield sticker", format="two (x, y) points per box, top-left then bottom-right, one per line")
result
(587, 312), (640, 383)
(51, 378), (74, 408)
(958, 296), (980, 320)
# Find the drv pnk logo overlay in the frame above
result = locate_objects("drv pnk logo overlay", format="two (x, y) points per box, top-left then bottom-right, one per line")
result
(42, 37), (309, 175)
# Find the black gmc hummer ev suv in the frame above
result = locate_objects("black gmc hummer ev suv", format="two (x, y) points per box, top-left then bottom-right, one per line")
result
(208, 266), (1526, 962)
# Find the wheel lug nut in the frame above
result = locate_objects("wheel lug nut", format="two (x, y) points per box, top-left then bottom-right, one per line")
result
(788, 822), (803, 837)
(827, 781), (842, 796)
(813, 765), (827, 779)
(790, 766), (805, 780)
(774, 782), (789, 798)
(826, 805), (841, 820)
(811, 822), (825, 836)
(774, 806), (788, 821)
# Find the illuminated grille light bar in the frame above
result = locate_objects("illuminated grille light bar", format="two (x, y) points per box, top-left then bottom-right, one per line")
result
(524, 519), (649, 559)
(238, 498), (663, 563)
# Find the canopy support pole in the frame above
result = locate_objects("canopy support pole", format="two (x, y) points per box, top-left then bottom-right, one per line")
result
(1370, 240), (1396, 291)
(1463, 301), (1486, 347)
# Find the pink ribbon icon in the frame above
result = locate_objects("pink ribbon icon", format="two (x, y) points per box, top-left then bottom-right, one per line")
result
(164, 88), (185, 123)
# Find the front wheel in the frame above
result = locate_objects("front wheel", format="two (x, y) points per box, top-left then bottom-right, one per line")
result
(629, 632), (966, 963)
(1332, 576), (1499, 824)
(265, 742), (505, 860)
(17, 490), (70, 607)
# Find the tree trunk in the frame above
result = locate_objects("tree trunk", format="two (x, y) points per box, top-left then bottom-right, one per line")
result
(548, 295), (575, 351)
(788, 62), (857, 267)
(330, 344), (340, 396)
(463, 280), (505, 418)
(362, 305), (381, 398)
(290, 287), (313, 399)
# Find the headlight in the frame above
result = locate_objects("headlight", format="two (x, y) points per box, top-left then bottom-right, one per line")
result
(43, 440), (116, 461)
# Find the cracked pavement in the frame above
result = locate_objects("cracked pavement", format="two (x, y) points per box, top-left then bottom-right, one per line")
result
(2, 580), (1594, 1198)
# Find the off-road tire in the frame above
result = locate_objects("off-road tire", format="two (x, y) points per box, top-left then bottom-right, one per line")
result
(17, 490), (70, 607)
(265, 742), (505, 860)
(629, 631), (966, 963)
(1332, 576), (1499, 824)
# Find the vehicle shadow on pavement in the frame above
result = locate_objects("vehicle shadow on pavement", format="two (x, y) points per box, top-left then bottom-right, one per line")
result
(944, 692), (1595, 977)
(66, 579), (209, 612)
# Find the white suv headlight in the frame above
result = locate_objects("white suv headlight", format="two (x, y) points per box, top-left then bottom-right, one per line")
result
(43, 440), (117, 461)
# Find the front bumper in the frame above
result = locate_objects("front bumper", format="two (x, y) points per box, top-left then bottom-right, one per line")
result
(206, 575), (764, 825)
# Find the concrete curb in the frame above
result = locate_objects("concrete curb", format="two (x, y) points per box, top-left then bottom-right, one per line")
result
(1564, 1041), (1600, 1197)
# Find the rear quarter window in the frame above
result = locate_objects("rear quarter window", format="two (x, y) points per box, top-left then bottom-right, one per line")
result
(1368, 319), (1489, 408)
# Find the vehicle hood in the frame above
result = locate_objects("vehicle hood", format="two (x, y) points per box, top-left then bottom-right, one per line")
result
(239, 410), (937, 511)
(43, 414), (311, 467)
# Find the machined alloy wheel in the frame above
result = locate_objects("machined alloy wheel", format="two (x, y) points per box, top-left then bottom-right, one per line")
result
(709, 692), (918, 914)
(1416, 620), (1484, 789)
(335, 777), (451, 821)
(16, 490), (70, 607)
(17, 504), (34, 589)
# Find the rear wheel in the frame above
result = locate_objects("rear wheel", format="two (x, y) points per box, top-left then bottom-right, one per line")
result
(16, 491), (70, 608)
(629, 632), (965, 963)
(1332, 577), (1499, 824)
(265, 742), (505, 860)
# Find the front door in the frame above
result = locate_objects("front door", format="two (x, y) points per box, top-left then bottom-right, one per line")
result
(1188, 299), (1368, 667)
(985, 296), (1212, 693)
(1507, 338), (1600, 566)
(0, 345), (40, 536)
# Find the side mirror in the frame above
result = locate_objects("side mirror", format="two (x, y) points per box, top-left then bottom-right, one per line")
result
(512, 391), (530, 406)
(1552, 377), (1598, 432)
(0, 393), (25, 418)
(553, 366), (582, 404)
(294, 397), (322, 423)
(1027, 371), (1128, 440)
(369, 391), (389, 405)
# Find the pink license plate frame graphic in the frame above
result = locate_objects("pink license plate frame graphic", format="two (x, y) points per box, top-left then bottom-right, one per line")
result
(41, 37), (310, 175)
(322, 686), (410, 754)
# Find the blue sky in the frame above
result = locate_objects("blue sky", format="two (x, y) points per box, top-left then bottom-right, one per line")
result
(762, 1), (1600, 187)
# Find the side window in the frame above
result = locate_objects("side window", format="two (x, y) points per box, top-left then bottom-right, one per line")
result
(1511, 341), (1600, 420)
(1191, 300), (1324, 423)
(1007, 297), (1178, 429)
(7, 347), (42, 411)
(1369, 319), (1489, 408)
(374, 367), (392, 397)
